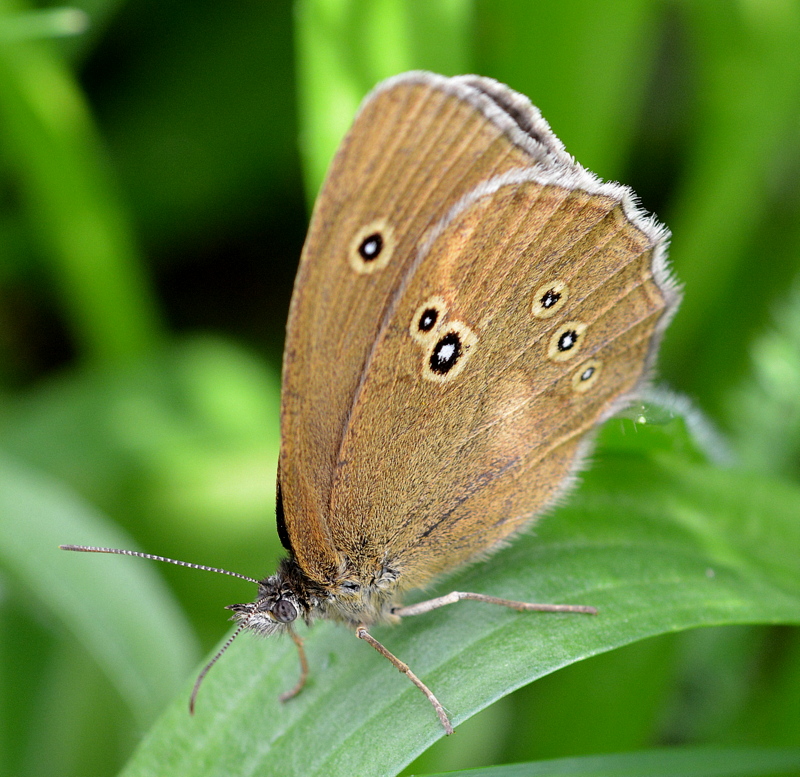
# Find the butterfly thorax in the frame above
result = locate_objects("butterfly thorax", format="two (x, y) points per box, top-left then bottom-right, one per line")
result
(227, 555), (404, 635)
(314, 578), (403, 626)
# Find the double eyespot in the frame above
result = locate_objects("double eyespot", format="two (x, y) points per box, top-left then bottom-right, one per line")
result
(550, 324), (602, 394)
(349, 219), (395, 274)
(533, 279), (586, 362)
(409, 296), (477, 383)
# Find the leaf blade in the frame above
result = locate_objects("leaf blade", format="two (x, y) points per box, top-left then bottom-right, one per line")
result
(0, 453), (200, 725)
(118, 430), (800, 776)
(418, 746), (800, 777)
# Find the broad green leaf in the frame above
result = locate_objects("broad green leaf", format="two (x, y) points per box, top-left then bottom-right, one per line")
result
(0, 453), (199, 725)
(0, 337), (282, 543)
(118, 423), (800, 777)
(416, 746), (800, 776)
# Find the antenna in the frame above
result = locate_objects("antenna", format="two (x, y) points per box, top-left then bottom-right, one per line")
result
(190, 620), (250, 713)
(59, 545), (261, 585)
(60, 544), (264, 713)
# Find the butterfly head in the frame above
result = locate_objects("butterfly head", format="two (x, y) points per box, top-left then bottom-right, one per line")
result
(226, 561), (314, 636)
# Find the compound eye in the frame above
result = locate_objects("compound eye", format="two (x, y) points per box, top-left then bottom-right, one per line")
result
(272, 599), (298, 623)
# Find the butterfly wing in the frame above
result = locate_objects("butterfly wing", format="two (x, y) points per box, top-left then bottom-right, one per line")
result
(279, 72), (678, 589)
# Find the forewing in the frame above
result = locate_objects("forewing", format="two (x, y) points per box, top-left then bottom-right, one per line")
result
(279, 74), (558, 580)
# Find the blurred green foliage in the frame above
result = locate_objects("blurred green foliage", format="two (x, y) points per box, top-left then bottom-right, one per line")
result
(0, 1), (799, 776)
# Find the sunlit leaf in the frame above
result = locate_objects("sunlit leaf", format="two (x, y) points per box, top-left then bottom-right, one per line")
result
(118, 423), (800, 776)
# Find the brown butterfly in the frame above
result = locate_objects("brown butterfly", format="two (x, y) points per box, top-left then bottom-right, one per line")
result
(62, 71), (679, 734)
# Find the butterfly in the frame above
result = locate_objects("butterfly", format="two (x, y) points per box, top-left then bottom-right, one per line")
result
(63, 71), (679, 734)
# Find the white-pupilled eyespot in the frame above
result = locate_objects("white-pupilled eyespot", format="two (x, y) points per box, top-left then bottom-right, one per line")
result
(548, 321), (586, 362)
(349, 219), (395, 273)
(410, 296), (448, 343)
(423, 320), (477, 383)
(572, 359), (602, 392)
(531, 280), (568, 318)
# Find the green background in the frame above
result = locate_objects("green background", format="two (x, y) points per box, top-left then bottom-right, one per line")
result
(1, 1), (800, 776)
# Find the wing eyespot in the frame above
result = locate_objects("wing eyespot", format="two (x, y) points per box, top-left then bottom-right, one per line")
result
(430, 332), (462, 374)
(418, 307), (438, 332)
(359, 233), (382, 260)
(548, 321), (586, 362)
(572, 359), (602, 392)
(531, 281), (568, 318)
(349, 220), (395, 274)
(410, 296), (448, 343)
(422, 321), (477, 383)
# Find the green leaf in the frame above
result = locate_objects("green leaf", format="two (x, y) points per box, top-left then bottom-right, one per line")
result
(0, 336), (282, 541)
(294, 0), (472, 201)
(474, 0), (660, 179)
(117, 424), (800, 776)
(0, 8), (88, 42)
(0, 453), (199, 725)
(658, 3), (800, 406)
(416, 746), (800, 776)
(0, 0), (163, 364)
(726, 275), (800, 480)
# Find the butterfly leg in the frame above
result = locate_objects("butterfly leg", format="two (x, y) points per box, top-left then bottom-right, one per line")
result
(393, 591), (597, 617)
(279, 628), (310, 702)
(355, 624), (454, 735)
